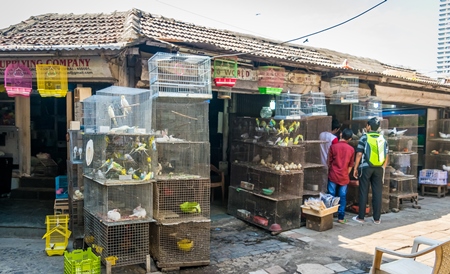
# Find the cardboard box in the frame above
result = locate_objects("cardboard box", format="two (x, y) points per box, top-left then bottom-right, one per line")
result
(301, 205), (338, 217)
(69, 121), (81, 130)
(74, 87), (92, 102)
(305, 213), (333, 232)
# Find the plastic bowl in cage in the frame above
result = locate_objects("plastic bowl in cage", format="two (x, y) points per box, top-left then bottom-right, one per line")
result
(262, 188), (274, 196)
(180, 202), (201, 213)
(177, 239), (194, 252)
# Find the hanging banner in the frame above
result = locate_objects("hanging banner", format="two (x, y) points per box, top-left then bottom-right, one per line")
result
(0, 56), (113, 79)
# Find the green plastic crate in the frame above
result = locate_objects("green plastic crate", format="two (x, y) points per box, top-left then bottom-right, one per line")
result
(64, 247), (101, 274)
(258, 87), (283, 95)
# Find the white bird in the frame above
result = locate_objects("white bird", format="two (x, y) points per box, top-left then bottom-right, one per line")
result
(387, 127), (408, 137)
(130, 205), (146, 218)
(73, 146), (78, 160)
(108, 105), (118, 126)
(120, 95), (131, 116)
(107, 209), (121, 221)
(439, 132), (450, 139)
(95, 170), (106, 180)
(78, 147), (83, 160)
(443, 165), (450, 172)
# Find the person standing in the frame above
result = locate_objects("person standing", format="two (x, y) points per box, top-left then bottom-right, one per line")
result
(319, 119), (341, 166)
(327, 128), (355, 224)
(352, 118), (388, 224)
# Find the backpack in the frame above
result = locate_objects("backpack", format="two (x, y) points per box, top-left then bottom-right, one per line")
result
(364, 132), (386, 167)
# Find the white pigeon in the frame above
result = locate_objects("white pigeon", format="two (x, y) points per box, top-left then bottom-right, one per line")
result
(107, 209), (121, 221)
(439, 132), (450, 139)
(120, 95), (131, 116)
(130, 205), (146, 218)
(108, 105), (118, 126)
(443, 165), (450, 172)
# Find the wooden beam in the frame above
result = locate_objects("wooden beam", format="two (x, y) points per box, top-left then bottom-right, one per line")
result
(15, 96), (30, 175)
(376, 85), (450, 107)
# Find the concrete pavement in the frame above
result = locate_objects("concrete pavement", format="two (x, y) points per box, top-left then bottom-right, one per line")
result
(0, 195), (449, 273)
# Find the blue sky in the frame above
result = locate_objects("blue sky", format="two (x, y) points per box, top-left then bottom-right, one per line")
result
(0, 0), (438, 76)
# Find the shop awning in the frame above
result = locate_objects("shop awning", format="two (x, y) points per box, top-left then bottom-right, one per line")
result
(375, 85), (450, 108)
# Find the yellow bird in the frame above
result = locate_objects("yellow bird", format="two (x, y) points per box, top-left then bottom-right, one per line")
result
(132, 173), (140, 180)
(295, 121), (300, 132)
(288, 121), (296, 133)
(256, 118), (260, 127)
(121, 168), (126, 175)
(143, 172), (152, 180)
(293, 134), (304, 145)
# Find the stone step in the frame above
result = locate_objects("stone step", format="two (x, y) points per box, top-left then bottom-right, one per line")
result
(19, 177), (55, 189)
(10, 187), (55, 200)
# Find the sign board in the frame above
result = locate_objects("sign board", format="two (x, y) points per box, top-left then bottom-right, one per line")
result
(0, 56), (113, 79)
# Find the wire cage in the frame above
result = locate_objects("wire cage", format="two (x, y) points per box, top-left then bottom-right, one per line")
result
(213, 57), (237, 87)
(4, 63), (32, 97)
(386, 114), (419, 128)
(274, 92), (302, 119)
(230, 141), (255, 163)
(352, 96), (382, 120)
(82, 95), (115, 133)
(96, 86), (153, 133)
(330, 76), (359, 104)
(83, 176), (153, 223)
(84, 210), (150, 267)
(67, 160), (84, 201)
(387, 136), (418, 152)
(389, 177), (418, 195)
(155, 142), (210, 180)
(152, 97), (209, 142)
(230, 162), (304, 199)
(83, 133), (157, 183)
(252, 142), (306, 165)
(149, 220), (210, 269)
(227, 186), (302, 231)
(257, 66), (285, 95)
(68, 130), (83, 164)
(148, 52), (212, 99)
(303, 163), (328, 194)
(153, 179), (210, 222)
(389, 152), (418, 176)
(300, 92), (327, 116)
(36, 64), (68, 97)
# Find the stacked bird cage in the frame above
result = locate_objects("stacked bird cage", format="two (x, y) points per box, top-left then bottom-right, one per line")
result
(300, 92), (327, 116)
(95, 86), (153, 133)
(352, 96), (382, 120)
(257, 66), (285, 95)
(148, 52), (212, 99)
(150, 90), (211, 270)
(82, 95), (115, 134)
(330, 75), (359, 104)
(274, 92), (302, 119)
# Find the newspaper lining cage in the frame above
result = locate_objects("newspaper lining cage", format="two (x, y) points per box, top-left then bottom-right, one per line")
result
(257, 66), (285, 95)
(155, 142), (210, 180)
(149, 220), (210, 268)
(148, 52), (212, 99)
(96, 86), (153, 133)
(83, 176), (153, 223)
(274, 92), (302, 119)
(352, 96), (382, 120)
(68, 130), (83, 164)
(153, 179), (210, 221)
(330, 75), (359, 104)
(300, 92), (327, 116)
(84, 210), (150, 267)
(82, 133), (157, 183)
(152, 97), (209, 142)
(4, 63), (33, 97)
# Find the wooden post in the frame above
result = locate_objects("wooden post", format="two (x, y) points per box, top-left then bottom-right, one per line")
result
(15, 96), (30, 175)
(66, 91), (73, 160)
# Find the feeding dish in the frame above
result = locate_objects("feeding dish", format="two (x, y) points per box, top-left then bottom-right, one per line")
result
(262, 188), (274, 196)
(177, 239), (193, 251)
(180, 202), (201, 213)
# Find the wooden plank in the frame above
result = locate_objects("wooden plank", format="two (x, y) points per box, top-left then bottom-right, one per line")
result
(66, 91), (73, 160)
(15, 96), (30, 175)
(376, 85), (450, 107)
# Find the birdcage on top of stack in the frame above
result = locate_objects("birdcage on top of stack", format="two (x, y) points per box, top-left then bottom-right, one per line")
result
(4, 63), (33, 97)
(274, 92), (302, 119)
(300, 91), (327, 116)
(257, 66), (285, 95)
(96, 86), (153, 134)
(148, 52), (212, 99)
(352, 96), (382, 120)
(82, 95), (115, 134)
(330, 75), (359, 104)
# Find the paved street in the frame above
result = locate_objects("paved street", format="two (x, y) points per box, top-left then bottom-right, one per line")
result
(1, 195), (450, 274)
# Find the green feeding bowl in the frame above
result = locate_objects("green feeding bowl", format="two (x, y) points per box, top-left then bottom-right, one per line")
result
(262, 188), (274, 196)
(180, 202), (201, 213)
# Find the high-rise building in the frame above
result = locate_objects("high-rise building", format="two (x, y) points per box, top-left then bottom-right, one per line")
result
(438, 0), (450, 74)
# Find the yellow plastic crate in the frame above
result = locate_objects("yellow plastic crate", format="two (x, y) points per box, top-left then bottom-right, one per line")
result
(36, 64), (68, 98)
(64, 247), (101, 274)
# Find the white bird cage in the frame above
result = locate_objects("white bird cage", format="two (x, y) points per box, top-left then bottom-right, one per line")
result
(82, 95), (115, 134)
(300, 92), (327, 116)
(352, 96), (382, 120)
(330, 76), (359, 104)
(84, 176), (153, 223)
(152, 97), (209, 142)
(68, 130), (83, 164)
(82, 133), (157, 184)
(148, 52), (212, 99)
(274, 92), (302, 119)
(96, 86), (153, 133)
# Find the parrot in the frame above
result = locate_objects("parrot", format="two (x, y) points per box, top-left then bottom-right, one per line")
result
(255, 118), (260, 128)
(108, 105), (118, 126)
(104, 135), (110, 144)
(288, 121), (296, 133)
(293, 134), (304, 145)
(279, 137), (289, 146)
(260, 120), (267, 128)
(269, 119), (276, 127)
(143, 171), (152, 180)
(148, 136), (156, 151)
(294, 121), (300, 132)
(130, 205), (146, 218)
(120, 95), (131, 116)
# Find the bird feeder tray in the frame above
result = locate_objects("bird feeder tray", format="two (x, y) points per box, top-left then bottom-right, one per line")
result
(258, 87), (283, 95)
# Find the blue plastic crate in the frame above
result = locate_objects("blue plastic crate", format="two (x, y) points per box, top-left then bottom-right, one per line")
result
(55, 175), (68, 199)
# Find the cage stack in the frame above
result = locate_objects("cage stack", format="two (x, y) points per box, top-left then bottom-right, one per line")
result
(228, 114), (331, 232)
(352, 96), (382, 120)
(148, 52), (211, 271)
(82, 87), (155, 270)
(300, 91), (328, 116)
(384, 114), (420, 210)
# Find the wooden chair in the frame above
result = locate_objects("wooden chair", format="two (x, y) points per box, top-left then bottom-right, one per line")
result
(210, 164), (224, 202)
(370, 236), (450, 274)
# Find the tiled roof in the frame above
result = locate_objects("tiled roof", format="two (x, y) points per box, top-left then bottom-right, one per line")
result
(0, 9), (441, 85)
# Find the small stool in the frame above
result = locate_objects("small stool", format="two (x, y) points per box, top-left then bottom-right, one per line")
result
(54, 199), (69, 215)
(421, 184), (447, 198)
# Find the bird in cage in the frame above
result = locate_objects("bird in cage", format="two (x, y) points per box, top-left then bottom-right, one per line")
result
(120, 95), (132, 116)
(293, 134), (304, 145)
(443, 165), (450, 172)
(130, 142), (149, 156)
(130, 204), (147, 218)
(107, 105), (118, 126)
(107, 209), (121, 221)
